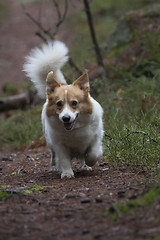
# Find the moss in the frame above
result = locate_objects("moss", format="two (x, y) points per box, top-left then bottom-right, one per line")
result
(2, 82), (19, 95)
(0, 185), (10, 189)
(107, 188), (160, 220)
(31, 185), (45, 191)
(22, 185), (45, 194)
(0, 1), (8, 23)
(0, 191), (10, 200)
(22, 189), (33, 194)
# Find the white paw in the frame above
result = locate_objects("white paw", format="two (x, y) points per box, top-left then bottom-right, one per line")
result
(61, 170), (74, 179)
(49, 165), (59, 172)
(81, 164), (92, 171)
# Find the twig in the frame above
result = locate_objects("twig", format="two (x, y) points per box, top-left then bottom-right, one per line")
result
(104, 132), (113, 141)
(68, 58), (83, 76)
(51, 0), (68, 37)
(116, 131), (158, 147)
(22, 1), (82, 76)
(22, 4), (53, 40)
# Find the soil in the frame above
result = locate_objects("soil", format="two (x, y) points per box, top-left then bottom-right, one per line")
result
(0, 148), (160, 240)
(0, 1), (160, 240)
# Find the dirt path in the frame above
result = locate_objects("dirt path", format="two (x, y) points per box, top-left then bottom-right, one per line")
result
(0, 148), (160, 240)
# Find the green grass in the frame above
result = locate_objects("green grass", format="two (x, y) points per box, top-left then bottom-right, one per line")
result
(106, 187), (160, 220)
(0, 106), (42, 150)
(0, 1), (8, 23)
(0, 191), (10, 201)
(101, 70), (160, 167)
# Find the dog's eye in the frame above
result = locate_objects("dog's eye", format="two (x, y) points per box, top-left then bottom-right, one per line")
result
(72, 101), (78, 107)
(56, 101), (63, 107)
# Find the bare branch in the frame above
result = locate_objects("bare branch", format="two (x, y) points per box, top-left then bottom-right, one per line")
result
(22, 1), (82, 76)
(22, 4), (53, 40)
(35, 32), (47, 42)
(117, 131), (158, 145)
(68, 58), (83, 76)
(52, 0), (62, 21)
(51, 0), (68, 37)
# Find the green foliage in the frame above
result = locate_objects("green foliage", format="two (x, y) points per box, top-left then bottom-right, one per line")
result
(0, 185), (10, 190)
(0, 191), (10, 201)
(101, 73), (160, 167)
(0, 106), (42, 150)
(2, 82), (20, 96)
(0, 1), (7, 23)
(16, 0), (42, 4)
(22, 185), (45, 194)
(107, 188), (160, 220)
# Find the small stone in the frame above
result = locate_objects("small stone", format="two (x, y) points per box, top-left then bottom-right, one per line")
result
(128, 195), (137, 200)
(117, 190), (125, 198)
(99, 162), (108, 167)
(0, 157), (13, 162)
(79, 193), (87, 198)
(102, 168), (109, 171)
(95, 197), (103, 203)
(17, 168), (26, 174)
(82, 228), (90, 234)
(64, 194), (77, 199)
(119, 166), (127, 172)
(81, 199), (91, 204)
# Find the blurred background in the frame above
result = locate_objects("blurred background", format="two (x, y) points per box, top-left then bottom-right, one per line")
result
(0, 0), (160, 168)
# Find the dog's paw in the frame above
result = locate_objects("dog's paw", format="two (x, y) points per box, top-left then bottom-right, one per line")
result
(61, 170), (75, 179)
(81, 164), (92, 171)
(49, 166), (59, 172)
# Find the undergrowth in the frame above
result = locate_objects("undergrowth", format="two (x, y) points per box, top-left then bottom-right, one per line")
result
(101, 73), (160, 167)
(106, 187), (160, 221)
(0, 106), (42, 150)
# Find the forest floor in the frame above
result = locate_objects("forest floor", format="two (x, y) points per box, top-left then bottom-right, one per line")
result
(0, 147), (160, 240)
(0, 1), (160, 240)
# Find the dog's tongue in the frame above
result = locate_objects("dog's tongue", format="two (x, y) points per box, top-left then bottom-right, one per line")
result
(64, 122), (74, 130)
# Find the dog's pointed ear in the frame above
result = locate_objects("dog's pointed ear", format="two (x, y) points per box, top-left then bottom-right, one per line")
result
(73, 70), (90, 92)
(46, 71), (60, 95)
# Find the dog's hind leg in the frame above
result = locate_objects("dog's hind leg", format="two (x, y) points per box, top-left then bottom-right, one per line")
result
(50, 150), (62, 173)
(49, 150), (56, 171)
(85, 140), (103, 167)
(80, 158), (92, 171)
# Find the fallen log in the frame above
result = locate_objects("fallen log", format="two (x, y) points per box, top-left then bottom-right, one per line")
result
(0, 90), (42, 112)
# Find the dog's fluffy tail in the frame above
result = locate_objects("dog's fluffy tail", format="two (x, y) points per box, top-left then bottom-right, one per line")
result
(23, 41), (69, 98)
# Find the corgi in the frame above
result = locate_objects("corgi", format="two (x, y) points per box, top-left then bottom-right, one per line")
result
(23, 41), (104, 179)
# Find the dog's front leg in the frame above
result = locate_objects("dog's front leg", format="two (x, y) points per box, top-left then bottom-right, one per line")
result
(55, 147), (74, 179)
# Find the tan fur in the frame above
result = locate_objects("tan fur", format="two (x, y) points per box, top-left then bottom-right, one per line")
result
(46, 72), (93, 118)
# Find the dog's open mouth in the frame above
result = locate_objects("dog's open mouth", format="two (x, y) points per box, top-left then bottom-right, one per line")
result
(64, 121), (75, 130)
(64, 113), (79, 131)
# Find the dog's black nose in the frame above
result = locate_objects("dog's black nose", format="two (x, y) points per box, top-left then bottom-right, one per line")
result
(62, 115), (71, 122)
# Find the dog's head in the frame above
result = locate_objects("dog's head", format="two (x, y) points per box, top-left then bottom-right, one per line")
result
(46, 71), (93, 130)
